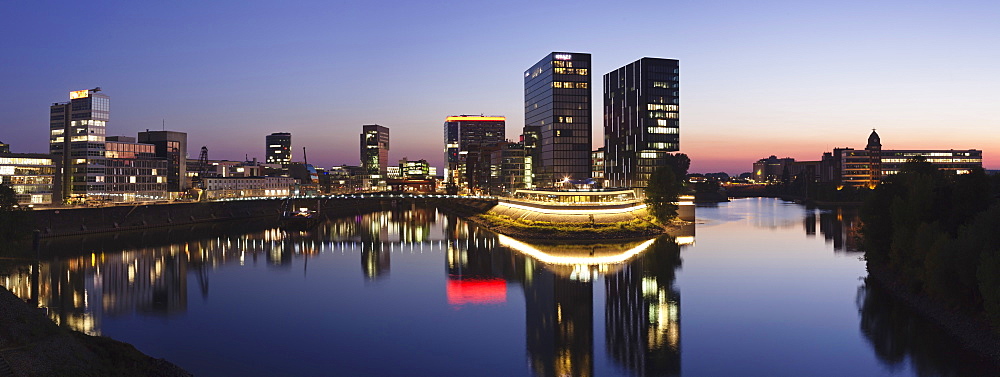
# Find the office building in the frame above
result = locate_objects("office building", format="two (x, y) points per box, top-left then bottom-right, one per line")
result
(0, 141), (9, 153)
(604, 57), (680, 189)
(266, 132), (292, 166)
(826, 130), (982, 187)
(0, 152), (57, 205)
(591, 147), (605, 184)
(443, 115), (506, 187)
(138, 130), (188, 192)
(49, 87), (110, 202)
(521, 125), (540, 188)
(103, 136), (168, 202)
(525, 52), (592, 187)
(361, 125), (389, 189)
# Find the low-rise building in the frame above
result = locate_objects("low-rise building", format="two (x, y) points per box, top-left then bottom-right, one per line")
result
(0, 152), (57, 205)
(203, 176), (296, 199)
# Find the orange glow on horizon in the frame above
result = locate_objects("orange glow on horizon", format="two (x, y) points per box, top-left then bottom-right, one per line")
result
(444, 116), (505, 122)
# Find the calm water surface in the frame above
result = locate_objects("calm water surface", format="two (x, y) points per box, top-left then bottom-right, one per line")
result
(1, 198), (995, 376)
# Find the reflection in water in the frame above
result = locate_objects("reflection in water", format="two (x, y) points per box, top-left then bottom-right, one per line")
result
(805, 207), (862, 253)
(857, 282), (1000, 376)
(606, 237), (682, 377)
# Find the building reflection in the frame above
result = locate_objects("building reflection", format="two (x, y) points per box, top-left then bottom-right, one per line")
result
(605, 237), (682, 377)
(447, 225), (687, 377)
(803, 208), (862, 252)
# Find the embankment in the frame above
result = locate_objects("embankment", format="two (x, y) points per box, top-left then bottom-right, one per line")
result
(0, 287), (191, 376)
(28, 199), (388, 238)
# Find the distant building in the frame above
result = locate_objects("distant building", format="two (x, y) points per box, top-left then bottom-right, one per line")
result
(486, 141), (526, 195)
(752, 156), (796, 183)
(360, 125), (389, 190)
(591, 147), (605, 185)
(399, 158), (433, 180)
(49, 87), (110, 202)
(443, 115), (506, 187)
(138, 130), (188, 192)
(203, 176), (295, 199)
(604, 57), (680, 189)
(0, 141), (9, 153)
(825, 130), (982, 187)
(521, 125), (541, 188)
(0, 152), (56, 205)
(525, 52), (592, 187)
(266, 132), (292, 166)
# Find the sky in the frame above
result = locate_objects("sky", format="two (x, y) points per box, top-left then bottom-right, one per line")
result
(2, 0), (999, 175)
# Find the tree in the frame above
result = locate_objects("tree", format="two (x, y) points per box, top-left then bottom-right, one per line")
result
(646, 166), (681, 223)
(0, 183), (29, 239)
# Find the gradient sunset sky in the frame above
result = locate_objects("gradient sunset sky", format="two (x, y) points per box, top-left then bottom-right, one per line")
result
(2, 0), (998, 174)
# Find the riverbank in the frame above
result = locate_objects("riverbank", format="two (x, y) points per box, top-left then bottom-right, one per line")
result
(866, 265), (1000, 364)
(0, 287), (191, 376)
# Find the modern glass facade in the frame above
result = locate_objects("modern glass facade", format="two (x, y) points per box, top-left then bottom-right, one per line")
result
(265, 132), (292, 166)
(360, 125), (389, 189)
(524, 52), (592, 187)
(604, 58), (680, 189)
(443, 115), (506, 187)
(0, 153), (56, 205)
(50, 88), (109, 202)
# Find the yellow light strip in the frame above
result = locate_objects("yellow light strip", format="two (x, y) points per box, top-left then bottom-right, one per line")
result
(497, 234), (656, 266)
(445, 116), (506, 122)
(496, 201), (647, 215)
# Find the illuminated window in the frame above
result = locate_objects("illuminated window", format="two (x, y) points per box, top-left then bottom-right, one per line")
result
(653, 82), (669, 88)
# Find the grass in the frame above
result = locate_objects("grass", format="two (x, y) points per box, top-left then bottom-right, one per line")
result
(476, 212), (665, 238)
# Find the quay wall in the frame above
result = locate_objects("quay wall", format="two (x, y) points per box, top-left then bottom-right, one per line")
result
(29, 198), (389, 238)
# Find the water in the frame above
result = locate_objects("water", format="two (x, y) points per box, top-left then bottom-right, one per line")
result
(1, 198), (995, 376)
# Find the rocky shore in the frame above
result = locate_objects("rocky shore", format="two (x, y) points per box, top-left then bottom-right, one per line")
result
(0, 287), (190, 377)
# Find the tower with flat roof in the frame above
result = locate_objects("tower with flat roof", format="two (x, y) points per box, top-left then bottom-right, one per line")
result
(443, 115), (506, 187)
(49, 87), (109, 202)
(604, 57), (680, 189)
(525, 52), (592, 187)
(266, 132), (292, 166)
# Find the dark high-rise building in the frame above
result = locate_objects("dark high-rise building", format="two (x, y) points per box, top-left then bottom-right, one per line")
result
(360, 124), (390, 183)
(50, 88), (110, 202)
(443, 115), (506, 187)
(604, 57), (680, 189)
(525, 52), (592, 187)
(138, 130), (188, 192)
(521, 125), (540, 189)
(265, 132), (292, 166)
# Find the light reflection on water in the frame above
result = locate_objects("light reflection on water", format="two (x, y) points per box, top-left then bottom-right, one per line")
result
(0, 198), (994, 376)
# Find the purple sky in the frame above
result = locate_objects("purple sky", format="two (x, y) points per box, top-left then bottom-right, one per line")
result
(2, 0), (998, 174)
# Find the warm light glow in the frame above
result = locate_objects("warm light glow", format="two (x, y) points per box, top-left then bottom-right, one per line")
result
(69, 90), (89, 99)
(497, 234), (656, 266)
(446, 279), (507, 305)
(444, 116), (506, 122)
(496, 201), (647, 215)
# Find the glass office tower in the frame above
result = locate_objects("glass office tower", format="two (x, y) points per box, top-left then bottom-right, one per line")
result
(49, 88), (109, 202)
(524, 52), (592, 187)
(604, 58), (680, 189)
(266, 132), (292, 166)
(360, 125), (390, 188)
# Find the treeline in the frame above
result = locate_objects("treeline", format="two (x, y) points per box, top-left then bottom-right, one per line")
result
(0, 183), (32, 242)
(860, 158), (1000, 327)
